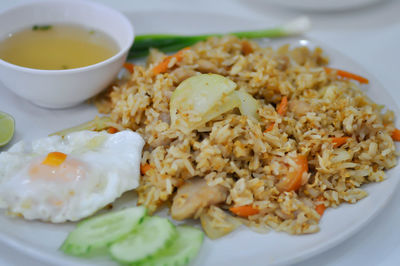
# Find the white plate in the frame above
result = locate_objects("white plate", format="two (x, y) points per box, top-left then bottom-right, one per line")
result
(0, 11), (399, 266)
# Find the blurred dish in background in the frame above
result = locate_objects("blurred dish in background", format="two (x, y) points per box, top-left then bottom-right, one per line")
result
(262, 0), (384, 11)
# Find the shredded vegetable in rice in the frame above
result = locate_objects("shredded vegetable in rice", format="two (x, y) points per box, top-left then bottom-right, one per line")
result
(95, 36), (398, 236)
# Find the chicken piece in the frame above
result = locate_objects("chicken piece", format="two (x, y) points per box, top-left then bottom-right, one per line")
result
(196, 59), (218, 73)
(288, 99), (312, 116)
(275, 55), (290, 71)
(171, 178), (228, 220)
(290, 46), (310, 66)
(171, 68), (197, 84)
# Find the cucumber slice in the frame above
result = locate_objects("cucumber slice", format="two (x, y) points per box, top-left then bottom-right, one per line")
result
(60, 206), (146, 256)
(110, 216), (177, 264)
(142, 226), (204, 266)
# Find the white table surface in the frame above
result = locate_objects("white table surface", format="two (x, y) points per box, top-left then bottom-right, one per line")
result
(1, 0), (400, 265)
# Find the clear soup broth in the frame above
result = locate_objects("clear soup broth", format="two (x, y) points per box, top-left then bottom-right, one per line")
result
(0, 24), (119, 70)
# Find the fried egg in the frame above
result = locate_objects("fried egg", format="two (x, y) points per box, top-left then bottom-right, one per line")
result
(0, 130), (144, 223)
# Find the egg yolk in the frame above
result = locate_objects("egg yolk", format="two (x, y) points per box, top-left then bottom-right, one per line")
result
(42, 151), (67, 166)
(29, 152), (86, 182)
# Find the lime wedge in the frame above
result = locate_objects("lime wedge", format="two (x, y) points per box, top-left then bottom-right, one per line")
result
(0, 111), (15, 147)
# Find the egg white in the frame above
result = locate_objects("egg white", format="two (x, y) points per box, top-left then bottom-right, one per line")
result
(0, 130), (144, 223)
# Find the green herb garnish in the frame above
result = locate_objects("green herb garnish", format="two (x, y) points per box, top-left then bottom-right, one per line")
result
(128, 16), (310, 59)
(32, 25), (53, 31)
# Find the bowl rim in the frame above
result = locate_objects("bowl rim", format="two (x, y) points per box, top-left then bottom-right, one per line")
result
(0, 0), (135, 75)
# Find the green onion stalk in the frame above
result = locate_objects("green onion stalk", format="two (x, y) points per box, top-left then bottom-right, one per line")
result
(128, 16), (311, 59)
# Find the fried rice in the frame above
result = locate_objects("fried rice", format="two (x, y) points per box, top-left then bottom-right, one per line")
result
(95, 36), (398, 235)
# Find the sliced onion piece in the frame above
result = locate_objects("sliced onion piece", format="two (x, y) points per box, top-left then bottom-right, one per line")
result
(234, 90), (260, 121)
(200, 206), (242, 239)
(170, 74), (238, 130)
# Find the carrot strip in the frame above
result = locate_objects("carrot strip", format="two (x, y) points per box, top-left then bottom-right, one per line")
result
(315, 195), (326, 216)
(277, 96), (288, 116)
(152, 58), (170, 75)
(152, 47), (190, 75)
(264, 123), (275, 132)
(174, 47), (190, 60)
(140, 163), (154, 175)
(324, 67), (369, 84)
(241, 40), (253, 55)
(264, 96), (288, 132)
(229, 204), (259, 217)
(123, 62), (135, 73)
(277, 155), (308, 192)
(315, 204), (326, 216)
(331, 136), (350, 148)
(107, 127), (119, 134)
(391, 128), (400, 141)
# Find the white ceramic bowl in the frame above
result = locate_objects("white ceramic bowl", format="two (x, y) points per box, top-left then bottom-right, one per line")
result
(0, 0), (134, 108)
